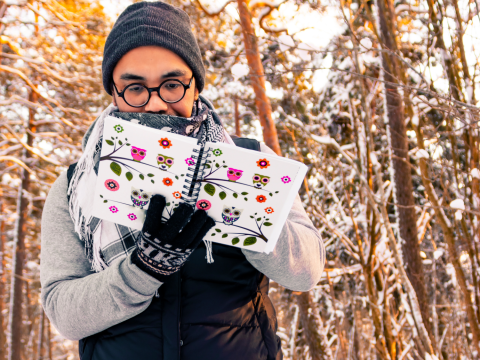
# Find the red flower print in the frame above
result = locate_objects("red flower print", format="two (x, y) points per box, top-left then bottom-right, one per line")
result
(256, 195), (267, 203)
(105, 179), (120, 191)
(265, 207), (274, 214)
(173, 191), (182, 199)
(109, 206), (119, 213)
(128, 213), (137, 221)
(256, 158), (270, 169)
(196, 199), (211, 211)
(163, 177), (173, 186)
(159, 138), (172, 149)
(281, 176), (291, 184)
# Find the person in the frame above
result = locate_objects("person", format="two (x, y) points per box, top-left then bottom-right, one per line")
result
(40, 2), (325, 360)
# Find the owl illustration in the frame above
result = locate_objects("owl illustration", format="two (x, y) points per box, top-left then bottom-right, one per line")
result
(253, 174), (270, 188)
(222, 205), (243, 225)
(227, 168), (243, 182)
(131, 146), (147, 162)
(131, 187), (152, 209)
(157, 154), (174, 171)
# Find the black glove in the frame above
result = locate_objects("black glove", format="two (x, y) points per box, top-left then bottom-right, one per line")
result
(131, 194), (215, 281)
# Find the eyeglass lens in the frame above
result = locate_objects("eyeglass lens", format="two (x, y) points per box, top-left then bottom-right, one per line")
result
(123, 80), (186, 106)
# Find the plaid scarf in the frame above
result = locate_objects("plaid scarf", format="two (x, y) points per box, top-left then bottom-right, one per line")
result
(68, 97), (227, 272)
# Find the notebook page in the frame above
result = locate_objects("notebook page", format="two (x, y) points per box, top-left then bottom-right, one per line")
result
(91, 116), (200, 230)
(195, 142), (308, 253)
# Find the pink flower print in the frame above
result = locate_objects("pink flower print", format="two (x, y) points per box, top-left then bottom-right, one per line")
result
(105, 179), (120, 191)
(196, 199), (212, 211)
(109, 206), (118, 213)
(281, 176), (291, 184)
(185, 157), (195, 166)
(127, 213), (137, 221)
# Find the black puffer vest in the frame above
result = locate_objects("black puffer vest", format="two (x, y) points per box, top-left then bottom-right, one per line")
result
(76, 138), (283, 360)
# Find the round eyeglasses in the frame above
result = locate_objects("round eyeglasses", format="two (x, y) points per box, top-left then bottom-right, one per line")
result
(113, 75), (194, 107)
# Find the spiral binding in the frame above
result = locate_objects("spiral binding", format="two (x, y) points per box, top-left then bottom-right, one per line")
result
(181, 146), (212, 206)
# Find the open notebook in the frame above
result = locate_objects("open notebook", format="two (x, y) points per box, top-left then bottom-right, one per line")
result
(92, 116), (308, 253)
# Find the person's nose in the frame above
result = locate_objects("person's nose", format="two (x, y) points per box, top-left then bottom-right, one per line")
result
(144, 90), (169, 113)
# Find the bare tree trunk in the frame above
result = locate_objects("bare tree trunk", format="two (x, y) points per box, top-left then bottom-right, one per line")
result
(236, 0), (281, 155)
(37, 311), (44, 360)
(46, 319), (51, 360)
(234, 96), (241, 137)
(8, 91), (36, 360)
(375, 0), (434, 350)
(415, 125), (480, 355)
(296, 292), (333, 360)
(0, 201), (6, 360)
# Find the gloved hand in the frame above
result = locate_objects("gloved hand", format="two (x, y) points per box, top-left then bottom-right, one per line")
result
(131, 194), (215, 281)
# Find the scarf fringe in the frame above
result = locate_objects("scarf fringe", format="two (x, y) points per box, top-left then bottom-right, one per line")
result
(67, 104), (117, 267)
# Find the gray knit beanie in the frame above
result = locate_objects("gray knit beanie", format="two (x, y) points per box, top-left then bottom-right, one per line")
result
(102, 1), (205, 95)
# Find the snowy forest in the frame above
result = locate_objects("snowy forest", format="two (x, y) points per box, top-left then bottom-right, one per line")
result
(0, 0), (479, 358)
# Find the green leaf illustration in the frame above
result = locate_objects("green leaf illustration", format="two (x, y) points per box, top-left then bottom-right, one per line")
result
(222, 234), (228, 238)
(147, 173), (154, 177)
(275, 191), (279, 193)
(211, 233), (216, 236)
(256, 217), (261, 221)
(219, 191), (226, 200)
(232, 237), (240, 245)
(233, 193), (238, 198)
(103, 200), (107, 203)
(223, 165), (227, 168)
(244, 237), (257, 246)
(269, 193), (273, 197)
(126, 143), (131, 146)
(100, 195), (103, 198)
(241, 192), (248, 195)
(126, 172), (133, 181)
(215, 163), (220, 168)
(250, 216), (254, 218)
(215, 228), (221, 233)
(204, 183), (215, 196)
(175, 175), (179, 180)
(151, 180), (154, 184)
(110, 162), (121, 176)
(105, 140), (114, 146)
(264, 222), (273, 226)
(118, 140), (123, 145)
(205, 164), (211, 169)
(139, 174), (144, 180)
(166, 203), (171, 206)
(244, 197), (248, 201)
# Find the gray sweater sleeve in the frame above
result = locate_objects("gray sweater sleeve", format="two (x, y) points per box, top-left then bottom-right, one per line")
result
(40, 172), (162, 341)
(241, 143), (325, 291)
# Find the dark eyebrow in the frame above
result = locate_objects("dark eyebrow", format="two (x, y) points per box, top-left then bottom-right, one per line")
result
(161, 69), (187, 79)
(119, 73), (147, 81)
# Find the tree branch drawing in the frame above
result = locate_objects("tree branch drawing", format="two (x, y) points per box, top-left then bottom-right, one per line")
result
(99, 136), (183, 183)
(195, 157), (278, 201)
(210, 212), (272, 246)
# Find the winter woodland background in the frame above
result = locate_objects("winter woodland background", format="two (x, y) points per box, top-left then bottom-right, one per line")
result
(0, 0), (479, 359)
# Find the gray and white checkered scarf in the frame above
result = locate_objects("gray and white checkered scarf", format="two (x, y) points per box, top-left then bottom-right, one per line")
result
(67, 96), (229, 272)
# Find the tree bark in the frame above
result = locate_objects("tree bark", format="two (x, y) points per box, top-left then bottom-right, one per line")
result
(234, 96), (241, 137)
(296, 292), (333, 360)
(375, 0), (434, 349)
(236, 0), (281, 155)
(0, 201), (6, 360)
(8, 91), (36, 360)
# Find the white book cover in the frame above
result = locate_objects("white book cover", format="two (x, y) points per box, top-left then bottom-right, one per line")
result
(92, 116), (308, 253)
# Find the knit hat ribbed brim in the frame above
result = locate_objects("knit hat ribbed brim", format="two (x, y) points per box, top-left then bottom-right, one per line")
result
(102, 2), (205, 95)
